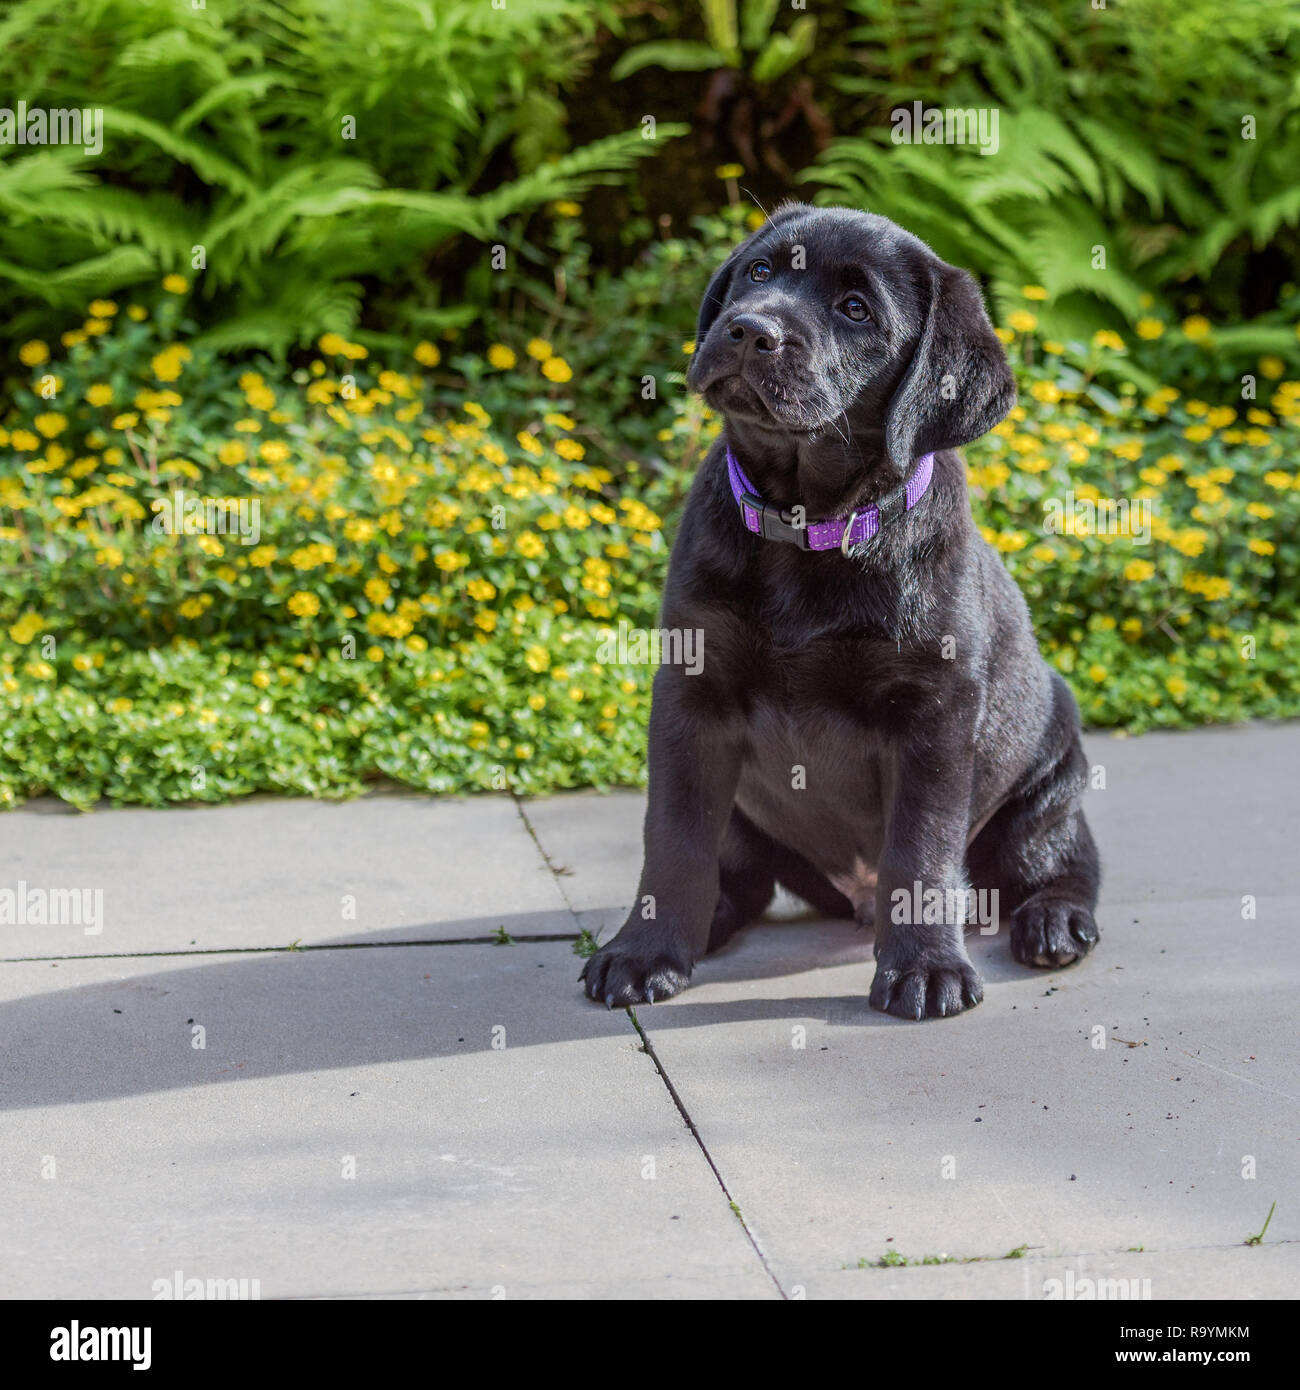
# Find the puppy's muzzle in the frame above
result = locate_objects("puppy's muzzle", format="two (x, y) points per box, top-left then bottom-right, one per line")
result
(725, 312), (785, 360)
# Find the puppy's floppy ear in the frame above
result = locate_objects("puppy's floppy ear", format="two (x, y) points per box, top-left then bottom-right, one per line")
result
(694, 246), (742, 349)
(884, 261), (1016, 472)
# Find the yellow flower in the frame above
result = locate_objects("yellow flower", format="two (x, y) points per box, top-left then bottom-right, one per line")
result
(487, 344), (517, 370)
(525, 645), (550, 673)
(1123, 559), (1155, 582)
(1258, 355), (1285, 380)
(318, 332), (348, 356)
(106, 698), (134, 715)
(1247, 538), (1276, 556)
(34, 412), (67, 438)
(715, 163), (745, 179)
(162, 274), (189, 294)
(474, 610), (497, 632)
(1021, 285), (1048, 301)
(287, 591), (320, 618)
(8, 612), (43, 645)
(541, 356), (573, 383)
(1136, 317), (1165, 339)
(127, 305), (147, 321)
(152, 351), (185, 382)
(435, 551), (469, 572)
(1088, 665), (1107, 683)
(88, 299), (118, 317)
(1263, 470), (1292, 490)
(1246, 502), (1274, 519)
(414, 340), (441, 367)
(218, 440), (247, 466)
(85, 383), (114, 407)
(1181, 315), (1212, 341)
(1165, 676), (1189, 700)
(252, 670), (272, 689)
(1007, 310), (1038, 333)
(364, 578), (392, 605)
(552, 200), (581, 217)
(1092, 330), (1126, 351)
(516, 532), (545, 558)
(526, 338), (554, 362)
(367, 646), (384, 662)
(19, 340), (49, 366)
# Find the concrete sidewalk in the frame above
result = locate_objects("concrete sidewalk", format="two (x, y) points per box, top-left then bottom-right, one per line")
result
(1, 724), (1296, 1299)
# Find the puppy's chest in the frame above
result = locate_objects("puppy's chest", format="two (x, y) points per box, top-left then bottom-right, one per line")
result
(732, 644), (896, 880)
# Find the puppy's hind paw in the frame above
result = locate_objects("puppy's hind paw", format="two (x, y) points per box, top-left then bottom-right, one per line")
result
(1010, 897), (1098, 968)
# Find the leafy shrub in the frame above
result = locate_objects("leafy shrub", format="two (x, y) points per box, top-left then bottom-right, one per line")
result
(808, 0), (1300, 351)
(0, 0), (680, 353)
(2, 218), (1299, 810)
(0, 284), (682, 807)
(965, 305), (1300, 728)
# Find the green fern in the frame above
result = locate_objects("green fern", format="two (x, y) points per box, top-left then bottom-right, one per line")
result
(0, 0), (660, 350)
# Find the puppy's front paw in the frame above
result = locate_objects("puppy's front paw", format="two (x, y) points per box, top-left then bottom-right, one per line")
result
(580, 937), (691, 1008)
(1010, 897), (1098, 968)
(869, 950), (983, 1021)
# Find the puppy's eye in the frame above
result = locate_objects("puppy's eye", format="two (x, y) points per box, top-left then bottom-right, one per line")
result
(840, 295), (870, 322)
(749, 260), (772, 283)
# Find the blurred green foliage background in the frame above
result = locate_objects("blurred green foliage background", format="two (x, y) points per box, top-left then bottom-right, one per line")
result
(2, 0), (1298, 807)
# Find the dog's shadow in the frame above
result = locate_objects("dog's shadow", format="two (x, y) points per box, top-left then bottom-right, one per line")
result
(0, 908), (1040, 1112)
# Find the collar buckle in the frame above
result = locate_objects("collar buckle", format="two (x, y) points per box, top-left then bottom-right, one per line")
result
(741, 493), (810, 549)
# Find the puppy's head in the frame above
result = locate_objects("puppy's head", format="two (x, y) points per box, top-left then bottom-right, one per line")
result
(687, 203), (1015, 472)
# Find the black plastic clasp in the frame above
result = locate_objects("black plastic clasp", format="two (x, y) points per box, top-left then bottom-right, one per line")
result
(742, 493), (809, 548)
(875, 482), (909, 527)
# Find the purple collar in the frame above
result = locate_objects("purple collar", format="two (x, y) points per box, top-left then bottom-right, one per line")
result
(726, 445), (934, 554)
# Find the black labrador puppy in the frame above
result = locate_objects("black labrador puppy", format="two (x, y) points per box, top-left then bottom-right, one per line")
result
(582, 202), (1100, 1020)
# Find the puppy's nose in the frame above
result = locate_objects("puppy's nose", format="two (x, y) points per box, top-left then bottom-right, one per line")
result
(726, 313), (783, 355)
